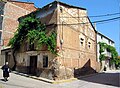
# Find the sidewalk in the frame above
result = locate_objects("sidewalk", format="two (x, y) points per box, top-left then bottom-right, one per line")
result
(11, 71), (77, 84)
(2, 67), (119, 85)
(0, 67), (77, 84)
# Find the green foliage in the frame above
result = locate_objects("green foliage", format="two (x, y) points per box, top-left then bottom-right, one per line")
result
(99, 54), (106, 61)
(115, 56), (120, 68)
(98, 42), (119, 67)
(98, 42), (107, 54)
(8, 14), (57, 55)
(47, 32), (57, 54)
(27, 30), (57, 54)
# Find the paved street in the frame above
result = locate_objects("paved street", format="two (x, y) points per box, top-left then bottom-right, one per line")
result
(0, 69), (119, 88)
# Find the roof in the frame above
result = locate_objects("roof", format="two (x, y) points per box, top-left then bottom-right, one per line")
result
(97, 31), (114, 43)
(87, 17), (97, 33)
(18, 1), (97, 33)
(7, 0), (34, 4)
(42, 1), (86, 10)
(18, 1), (86, 20)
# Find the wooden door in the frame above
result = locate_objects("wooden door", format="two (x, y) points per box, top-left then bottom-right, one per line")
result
(29, 56), (37, 75)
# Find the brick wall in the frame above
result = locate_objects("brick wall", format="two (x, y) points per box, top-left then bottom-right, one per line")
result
(3, 1), (99, 79)
(2, 1), (37, 47)
(9, 1), (37, 12)
(57, 3), (97, 72)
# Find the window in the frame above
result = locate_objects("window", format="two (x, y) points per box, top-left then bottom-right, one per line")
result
(60, 7), (63, 13)
(0, 10), (3, 30)
(29, 43), (34, 50)
(108, 40), (110, 44)
(29, 40), (35, 51)
(88, 42), (91, 48)
(43, 55), (48, 68)
(80, 38), (84, 46)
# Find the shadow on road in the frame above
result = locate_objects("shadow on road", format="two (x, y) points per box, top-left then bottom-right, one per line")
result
(78, 72), (120, 87)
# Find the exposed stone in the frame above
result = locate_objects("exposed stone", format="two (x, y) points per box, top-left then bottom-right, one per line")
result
(51, 58), (60, 80)
(47, 71), (53, 80)
(51, 58), (73, 80)
(65, 67), (74, 78)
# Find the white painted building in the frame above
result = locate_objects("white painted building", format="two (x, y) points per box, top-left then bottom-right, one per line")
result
(97, 31), (115, 70)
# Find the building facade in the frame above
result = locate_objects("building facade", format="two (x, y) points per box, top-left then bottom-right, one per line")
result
(2, 1), (98, 80)
(97, 32), (115, 70)
(0, 0), (37, 65)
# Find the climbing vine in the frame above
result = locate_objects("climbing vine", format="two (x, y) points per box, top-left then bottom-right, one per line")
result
(8, 14), (57, 54)
(98, 42), (107, 61)
(98, 42), (120, 67)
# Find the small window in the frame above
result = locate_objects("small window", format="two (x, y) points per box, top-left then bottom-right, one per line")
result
(80, 38), (84, 46)
(108, 40), (110, 44)
(88, 42), (91, 48)
(29, 43), (34, 50)
(29, 40), (35, 51)
(43, 55), (48, 68)
(60, 7), (63, 13)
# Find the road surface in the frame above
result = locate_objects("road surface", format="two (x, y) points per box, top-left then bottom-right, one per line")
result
(0, 69), (119, 88)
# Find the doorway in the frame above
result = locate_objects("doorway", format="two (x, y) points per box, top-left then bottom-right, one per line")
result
(29, 56), (37, 75)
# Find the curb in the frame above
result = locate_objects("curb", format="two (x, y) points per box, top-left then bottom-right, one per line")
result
(52, 78), (77, 84)
(30, 76), (77, 84)
(11, 71), (77, 84)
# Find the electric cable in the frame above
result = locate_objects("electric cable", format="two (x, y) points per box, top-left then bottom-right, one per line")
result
(53, 16), (120, 25)
(60, 12), (120, 18)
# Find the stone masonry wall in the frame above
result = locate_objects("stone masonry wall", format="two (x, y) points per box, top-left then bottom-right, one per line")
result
(57, 3), (98, 76)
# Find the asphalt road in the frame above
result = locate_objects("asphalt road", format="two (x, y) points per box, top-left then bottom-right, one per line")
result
(0, 69), (119, 88)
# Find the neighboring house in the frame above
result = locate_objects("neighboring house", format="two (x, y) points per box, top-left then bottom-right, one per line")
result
(2, 1), (98, 80)
(97, 31), (115, 70)
(0, 0), (37, 65)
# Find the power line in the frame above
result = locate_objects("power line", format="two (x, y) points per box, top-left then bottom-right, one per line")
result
(3, 16), (120, 41)
(92, 16), (120, 23)
(89, 12), (120, 18)
(60, 12), (120, 18)
(55, 16), (120, 25)
(3, 16), (120, 43)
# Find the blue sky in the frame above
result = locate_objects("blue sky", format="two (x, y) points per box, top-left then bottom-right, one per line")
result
(20, 0), (120, 55)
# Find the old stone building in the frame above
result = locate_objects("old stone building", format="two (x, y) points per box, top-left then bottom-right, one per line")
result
(0, 0), (37, 65)
(2, 1), (99, 80)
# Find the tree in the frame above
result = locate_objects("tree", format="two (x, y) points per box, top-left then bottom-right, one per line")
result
(8, 14), (57, 70)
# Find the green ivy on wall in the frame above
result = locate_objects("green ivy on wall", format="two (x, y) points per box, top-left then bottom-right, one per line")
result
(98, 42), (120, 67)
(8, 14), (57, 54)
